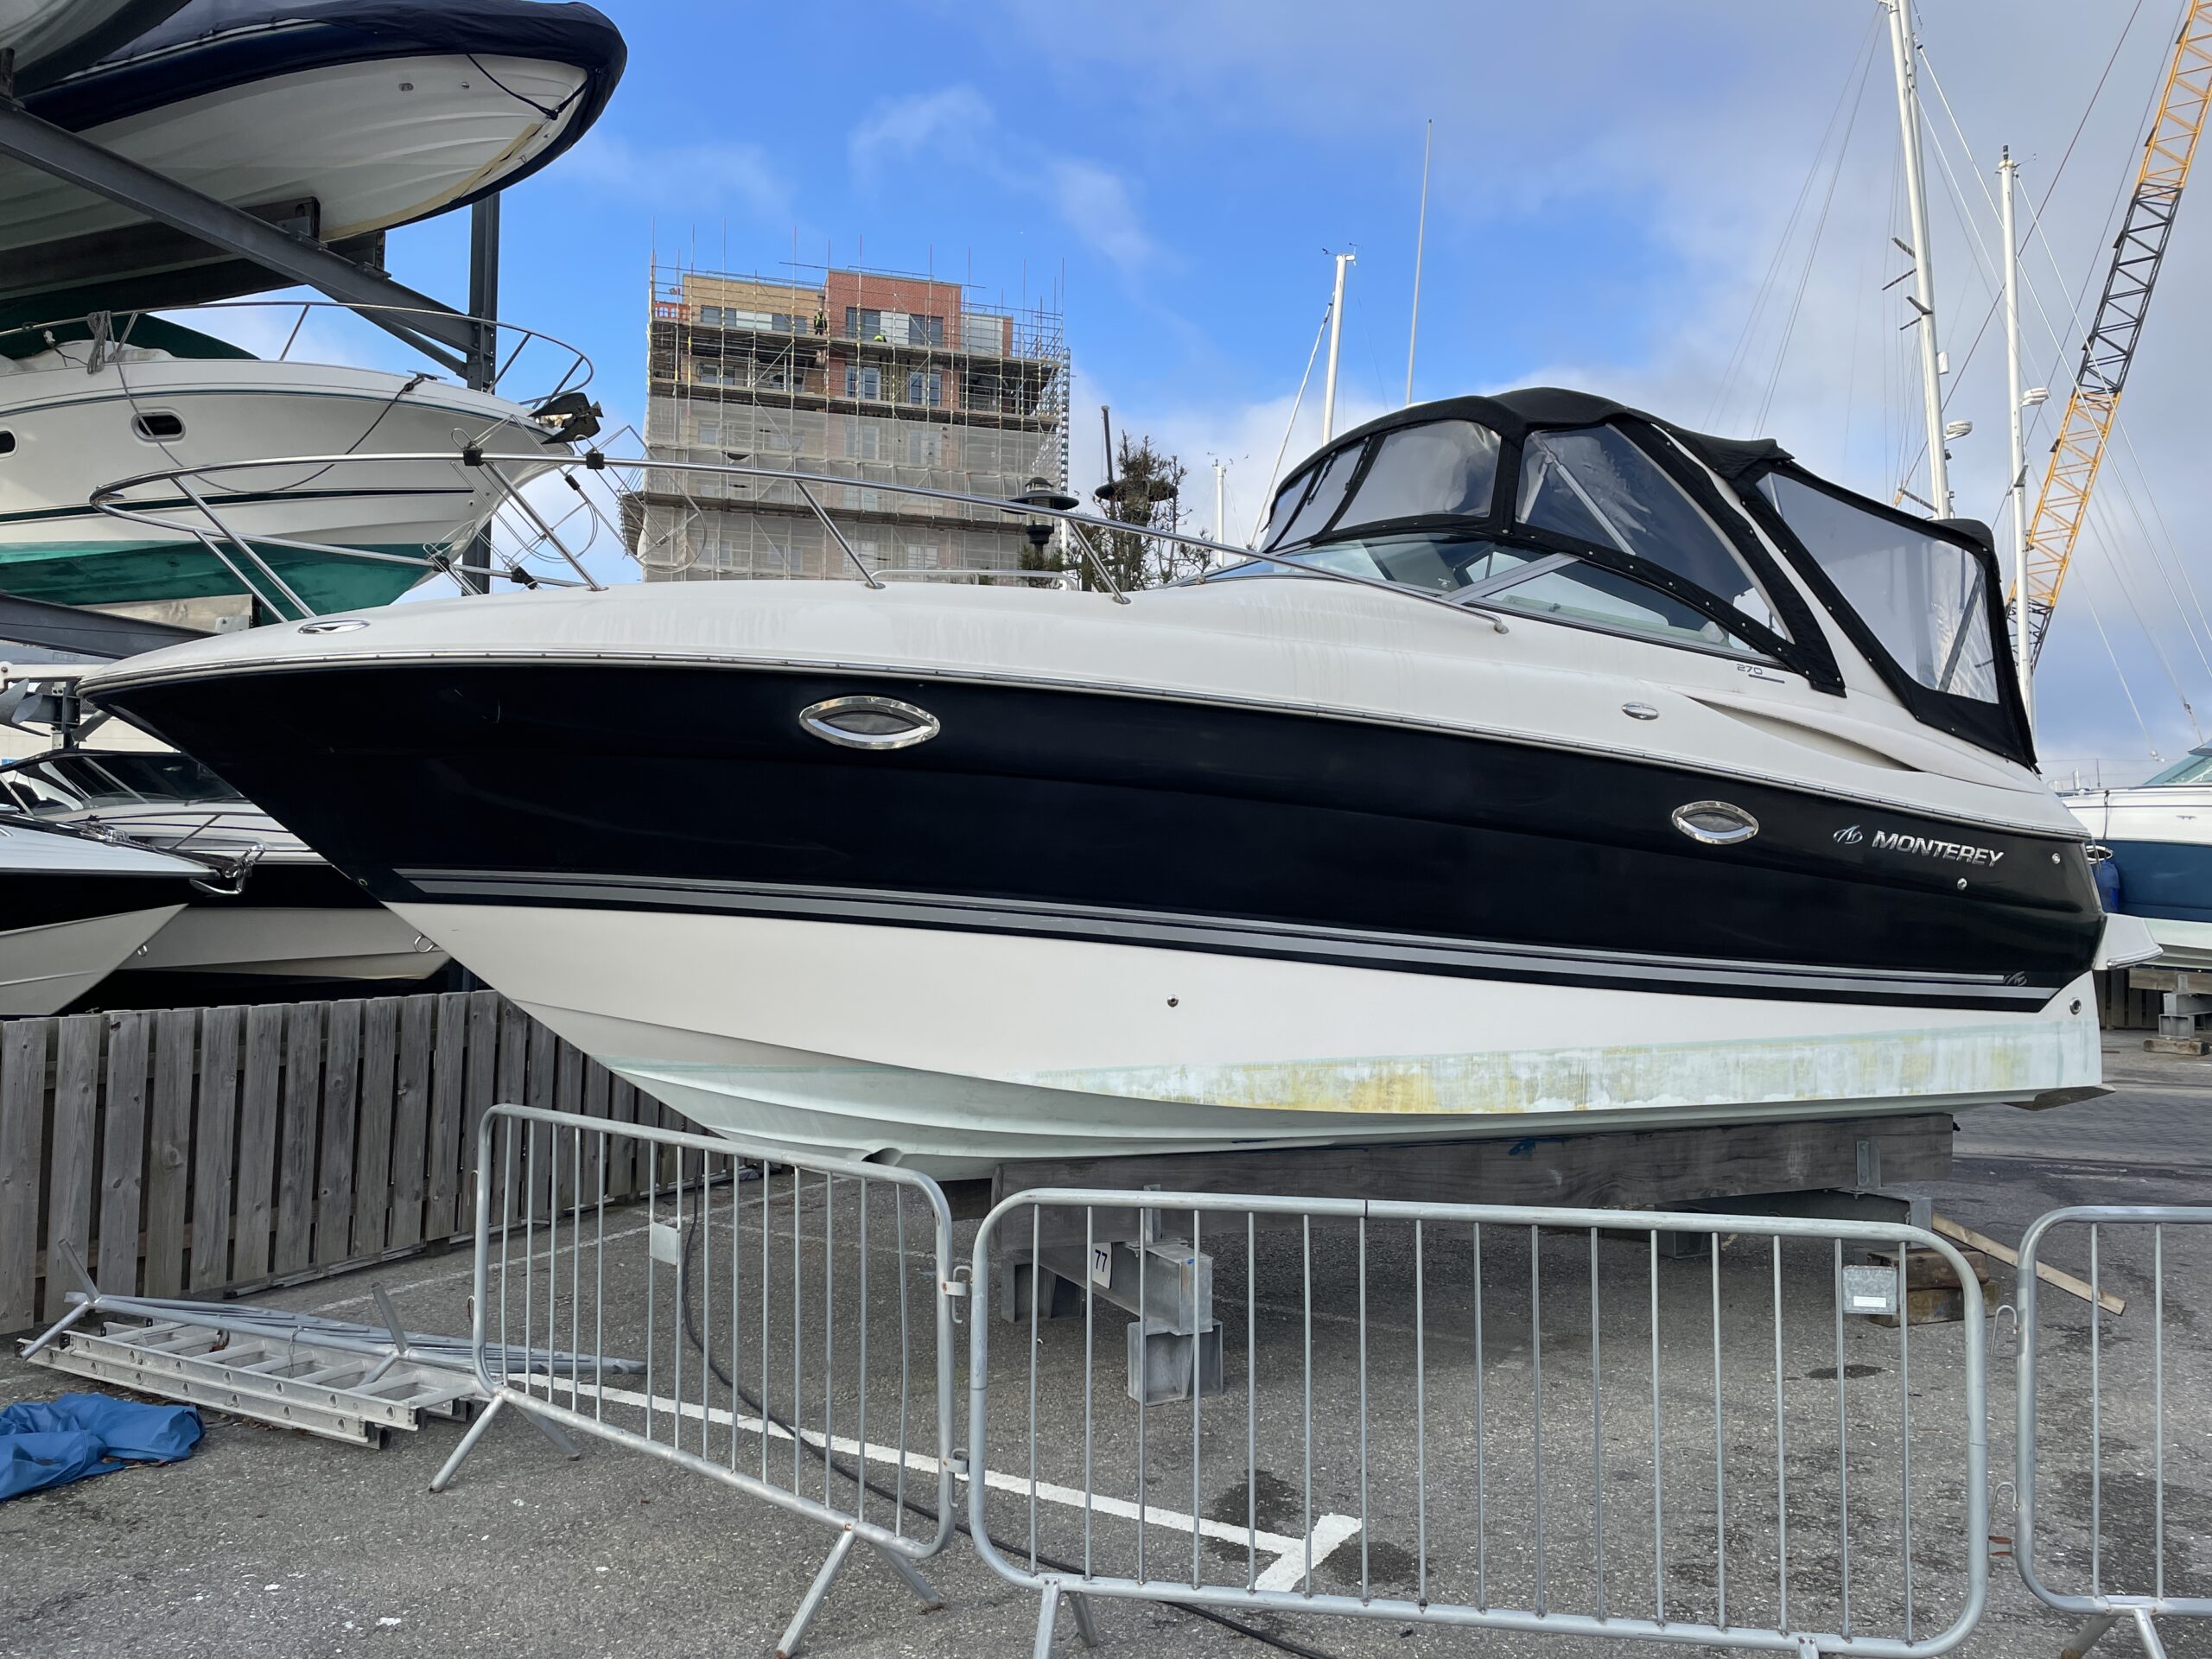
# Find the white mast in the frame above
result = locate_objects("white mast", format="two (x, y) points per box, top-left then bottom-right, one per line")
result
(1885, 0), (1951, 518)
(1320, 250), (1355, 442)
(1213, 458), (1228, 545)
(1405, 120), (1432, 406)
(2000, 145), (2033, 720)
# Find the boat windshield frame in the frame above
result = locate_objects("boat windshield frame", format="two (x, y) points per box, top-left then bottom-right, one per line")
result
(0, 747), (245, 815)
(1733, 460), (2035, 767)
(1251, 411), (1845, 692)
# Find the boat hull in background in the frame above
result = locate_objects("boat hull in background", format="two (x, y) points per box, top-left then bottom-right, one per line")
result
(3, 3), (624, 304)
(0, 904), (183, 1014)
(2065, 785), (2212, 967)
(0, 357), (563, 612)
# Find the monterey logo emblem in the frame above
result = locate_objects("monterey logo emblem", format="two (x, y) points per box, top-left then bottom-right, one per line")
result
(1836, 823), (2005, 866)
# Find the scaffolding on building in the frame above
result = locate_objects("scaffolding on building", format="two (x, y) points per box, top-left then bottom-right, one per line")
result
(628, 255), (1070, 582)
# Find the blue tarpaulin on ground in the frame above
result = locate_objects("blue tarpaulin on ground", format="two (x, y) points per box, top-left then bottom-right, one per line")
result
(0, 1394), (202, 1501)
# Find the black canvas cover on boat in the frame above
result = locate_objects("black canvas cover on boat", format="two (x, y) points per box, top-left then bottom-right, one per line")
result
(7, 0), (189, 93)
(25, 0), (626, 210)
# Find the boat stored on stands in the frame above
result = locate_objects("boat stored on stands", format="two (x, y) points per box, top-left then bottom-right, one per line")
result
(84, 390), (2114, 1176)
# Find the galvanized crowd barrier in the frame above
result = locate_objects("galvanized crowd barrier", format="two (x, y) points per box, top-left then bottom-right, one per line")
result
(429, 1103), (959, 1657)
(969, 1191), (1989, 1657)
(2014, 1205), (2212, 1659)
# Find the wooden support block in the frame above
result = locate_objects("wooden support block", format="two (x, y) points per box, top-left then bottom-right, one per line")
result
(1932, 1212), (2126, 1316)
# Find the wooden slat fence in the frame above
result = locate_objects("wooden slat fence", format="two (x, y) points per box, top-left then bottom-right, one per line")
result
(0, 990), (690, 1335)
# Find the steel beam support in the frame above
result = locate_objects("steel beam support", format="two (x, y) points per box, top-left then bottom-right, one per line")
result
(0, 96), (470, 371)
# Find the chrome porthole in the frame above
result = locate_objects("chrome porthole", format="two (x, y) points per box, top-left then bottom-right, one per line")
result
(1672, 801), (1760, 846)
(299, 618), (369, 634)
(798, 695), (940, 751)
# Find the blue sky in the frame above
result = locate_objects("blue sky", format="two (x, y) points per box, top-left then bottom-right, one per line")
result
(296, 0), (2210, 778)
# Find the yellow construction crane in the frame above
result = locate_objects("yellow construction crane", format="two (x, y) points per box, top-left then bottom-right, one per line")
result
(2016, 1), (2212, 667)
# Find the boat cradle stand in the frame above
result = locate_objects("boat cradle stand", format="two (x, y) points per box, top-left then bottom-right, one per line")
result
(988, 1112), (1950, 1404)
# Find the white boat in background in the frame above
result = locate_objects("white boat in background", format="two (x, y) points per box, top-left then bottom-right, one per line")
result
(0, 0), (184, 93)
(0, 814), (200, 1014)
(86, 390), (2117, 1176)
(2064, 748), (2212, 967)
(1, 745), (449, 993)
(1, 0), (624, 310)
(0, 305), (588, 616)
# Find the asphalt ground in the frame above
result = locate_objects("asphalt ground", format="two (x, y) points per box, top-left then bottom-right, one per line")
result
(3, 1034), (2209, 1659)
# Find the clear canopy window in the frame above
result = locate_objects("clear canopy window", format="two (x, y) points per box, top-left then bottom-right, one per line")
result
(1759, 474), (1999, 702)
(1518, 427), (1788, 639)
(1214, 531), (1760, 655)
(1263, 420), (1502, 550)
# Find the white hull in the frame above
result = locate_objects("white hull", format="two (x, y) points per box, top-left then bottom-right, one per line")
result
(0, 354), (558, 545)
(395, 901), (2102, 1178)
(0, 904), (182, 1014)
(137, 905), (446, 981)
(2, 53), (590, 254)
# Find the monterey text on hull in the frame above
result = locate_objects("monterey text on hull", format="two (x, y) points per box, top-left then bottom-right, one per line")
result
(86, 391), (2122, 1176)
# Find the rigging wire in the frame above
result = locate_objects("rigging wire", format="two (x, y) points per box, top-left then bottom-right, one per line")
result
(2078, 565), (2168, 759)
(1755, 33), (1882, 433)
(1705, 10), (1883, 431)
(1249, 302), (1332, 545)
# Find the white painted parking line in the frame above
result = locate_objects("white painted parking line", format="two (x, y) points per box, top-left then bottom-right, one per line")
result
(564, 1381), (1363, 1588)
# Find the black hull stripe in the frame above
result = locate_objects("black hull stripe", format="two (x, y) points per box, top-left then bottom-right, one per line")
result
(400, 869), (2061, 1012)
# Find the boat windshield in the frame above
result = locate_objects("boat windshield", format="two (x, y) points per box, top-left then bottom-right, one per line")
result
(1212, 531), (1761, 654)
(1758, 473), (2000, 702)
(2143, 748), (2212, 785)
(0, 751), (243, 815)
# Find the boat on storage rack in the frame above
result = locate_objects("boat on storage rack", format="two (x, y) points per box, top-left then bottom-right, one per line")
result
(0, 814), (202, 1014)
(0, 307), (587, 617)
(2063, 750), (2212, 968)
(1, 744), (448, 997)
(0, 0), (625, 316)
(83, 389), (2121, 1177)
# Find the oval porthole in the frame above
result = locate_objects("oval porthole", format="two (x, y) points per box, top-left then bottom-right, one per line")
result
(1672, 800), (1759, 846)
(132, 411), (185, 442)
(0, 431), (16, 455)
(798, 695), (939, 751)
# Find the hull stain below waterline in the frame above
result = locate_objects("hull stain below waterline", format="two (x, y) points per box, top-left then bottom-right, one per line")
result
(606, 1008), (2096, 1121)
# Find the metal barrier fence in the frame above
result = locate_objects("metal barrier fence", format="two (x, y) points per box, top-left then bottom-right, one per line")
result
(428, 1104), (958, 1657)
(969, 1191), (1989, 1657)
(2014, 1205), (2212, 1659)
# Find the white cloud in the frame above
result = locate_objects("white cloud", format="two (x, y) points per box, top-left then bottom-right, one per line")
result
(561, 132), (789, 221)
(846, 85), (1158, 274)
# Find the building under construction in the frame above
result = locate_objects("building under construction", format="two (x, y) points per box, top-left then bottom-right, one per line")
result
(629, 257), (1069, 581)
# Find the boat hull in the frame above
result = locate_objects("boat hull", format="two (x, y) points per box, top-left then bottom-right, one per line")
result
(0, 904), (184, 1014)
(92, 652), (2107, 1173)
(2063, 787), (2212, 966)
(0, 358), (563, 611)
(397, 899), (2101, 1178)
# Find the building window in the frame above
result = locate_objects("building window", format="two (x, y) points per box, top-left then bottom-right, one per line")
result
(843, 420), (882, 461)
(697, 305), (723, 327)
(696, 421), (721, 447)
(844, 365), (882, 400)
(904, 371), (943, 407)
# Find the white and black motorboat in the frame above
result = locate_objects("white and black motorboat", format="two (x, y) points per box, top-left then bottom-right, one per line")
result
(2, 0), (624, 312)
(81, 391), (2114, 1175)
(1, 745), (448, 997)
(0, 813), (201, 1014)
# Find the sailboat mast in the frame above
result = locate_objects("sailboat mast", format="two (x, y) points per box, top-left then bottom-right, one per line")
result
(1320, 250), (1354, 442)
(1885, 0), (1951, 518)
(2000, 145), (2032, 719)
